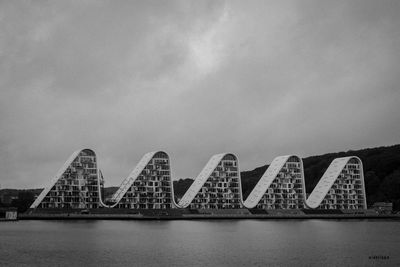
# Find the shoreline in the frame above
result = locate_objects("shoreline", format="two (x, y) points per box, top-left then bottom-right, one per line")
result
(18, 213), (400, 220)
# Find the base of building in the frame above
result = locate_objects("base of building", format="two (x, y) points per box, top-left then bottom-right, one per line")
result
(20, 208), (400, 220)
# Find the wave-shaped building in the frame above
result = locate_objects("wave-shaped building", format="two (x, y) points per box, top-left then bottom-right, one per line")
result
(177, 153), (243, 209)
(305, 156), (367, 209)
(30, 149), (104, 209)
(243, 155), (306, 209)
(108, 151), (174, 209)
(30, 148), (367, 212)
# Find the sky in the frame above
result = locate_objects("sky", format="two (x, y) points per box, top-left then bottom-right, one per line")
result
(1, 0), (400, 189)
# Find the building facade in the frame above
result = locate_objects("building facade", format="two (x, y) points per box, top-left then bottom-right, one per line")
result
(110, 151), (173, 209)
(30, 149), (367, 211)
(178, 153), (242, 209)
(306, 156), (367, 209)
(30, 149), (104, 209)
(244, 155), (306, 209)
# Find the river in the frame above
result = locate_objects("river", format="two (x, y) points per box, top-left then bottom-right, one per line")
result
(0, 219), (399, 266)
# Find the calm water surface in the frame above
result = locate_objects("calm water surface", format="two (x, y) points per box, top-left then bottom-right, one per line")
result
(0, 219), (399, 266)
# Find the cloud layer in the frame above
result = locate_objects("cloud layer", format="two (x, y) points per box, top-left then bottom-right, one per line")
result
(1, 0), (400, 188)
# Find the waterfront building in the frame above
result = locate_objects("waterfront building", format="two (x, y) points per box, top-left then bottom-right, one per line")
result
(29, 149), (104, 209)
(108, 151), (173, 209)
(243, 155), (306, 209)
(28, 148), (367, 212)
(0, 208), (18, 221)
(305, 156), (367, 209)
(177, 153), (242, 209)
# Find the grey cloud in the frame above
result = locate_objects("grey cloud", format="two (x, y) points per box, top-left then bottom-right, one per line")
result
(0, 0), (399, 188)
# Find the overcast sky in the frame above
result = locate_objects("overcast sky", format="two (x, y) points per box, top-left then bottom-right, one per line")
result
(1, 0), (400, 189)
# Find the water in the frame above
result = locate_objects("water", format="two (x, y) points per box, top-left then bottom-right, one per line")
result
(0, 219), (399, 266)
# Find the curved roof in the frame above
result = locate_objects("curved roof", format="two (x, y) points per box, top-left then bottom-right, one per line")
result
(243, 155), (303, 209)
(30, 148), (96, 209)
(177, 153), (237, 208)
(305, 156), (363, 209)
(108, 151), (168, 207)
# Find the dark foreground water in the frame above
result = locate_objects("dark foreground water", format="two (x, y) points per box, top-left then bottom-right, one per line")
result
(0, 219), (399, 266)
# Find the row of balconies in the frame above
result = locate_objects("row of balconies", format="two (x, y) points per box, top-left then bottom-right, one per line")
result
(190, 204), (242, 209)
(118, 203), (173, 209)
(42, 197), (99, 203)
(191, 198), (241, 204)
(120, 198), (172, 204)
(190, 198), (241, 204)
